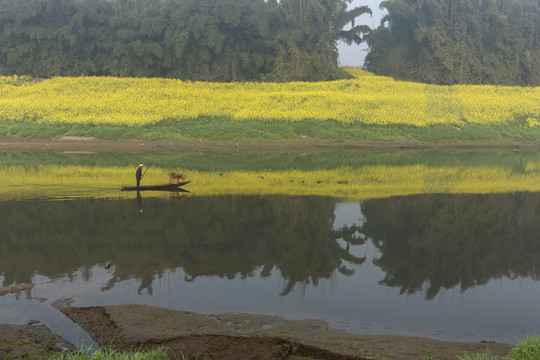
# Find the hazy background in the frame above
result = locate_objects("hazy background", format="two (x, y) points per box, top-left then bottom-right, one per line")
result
(338, 0), (385, 67)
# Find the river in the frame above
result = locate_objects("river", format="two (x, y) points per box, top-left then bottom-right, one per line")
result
(1, 150), (539, 347)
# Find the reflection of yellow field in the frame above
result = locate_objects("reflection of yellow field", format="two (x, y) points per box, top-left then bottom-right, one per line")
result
(1, 70), (539, 127)
(3, 164), (540, 201)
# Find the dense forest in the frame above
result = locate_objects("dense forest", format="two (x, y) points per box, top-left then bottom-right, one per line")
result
(0, 0), (371, 81)
(365, 0), (540, 85)
(1, 0), (539, 85)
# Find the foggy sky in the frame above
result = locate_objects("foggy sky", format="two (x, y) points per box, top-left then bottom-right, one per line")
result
(338, 0), (384, 67)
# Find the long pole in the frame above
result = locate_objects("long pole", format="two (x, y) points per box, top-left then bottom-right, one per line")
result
(142, 164), (151, 177)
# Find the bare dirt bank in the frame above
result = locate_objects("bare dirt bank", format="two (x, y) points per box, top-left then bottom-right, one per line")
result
(56, 304), (511, 360)
(1, 136), (539, 153)
(0, 303), (513, 359)
(0, 323), (75, 360)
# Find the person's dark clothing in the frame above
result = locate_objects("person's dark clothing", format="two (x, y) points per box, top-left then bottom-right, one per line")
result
(136, 167), (143, 187)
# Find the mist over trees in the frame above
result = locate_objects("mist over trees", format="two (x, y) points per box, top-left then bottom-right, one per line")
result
(0, 0), (371, 81)
(365, 0), (540, 86)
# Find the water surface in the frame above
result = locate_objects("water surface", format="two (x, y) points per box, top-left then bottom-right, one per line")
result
(1, 151), (539, 346)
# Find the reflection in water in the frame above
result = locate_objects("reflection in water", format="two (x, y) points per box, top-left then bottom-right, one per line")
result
(1, 191), (540, 344)
(135, 190), (189, 212)
(136, 191), (143, 212)
(2, 151), (540, 345)
(361, 193), (540, 299)
(1, 192), (539, 300)
(2, 151), (540, 202)
(0, 195), (364, 297)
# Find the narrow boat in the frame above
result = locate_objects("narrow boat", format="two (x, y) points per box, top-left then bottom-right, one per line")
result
(122, 181), (191, 191)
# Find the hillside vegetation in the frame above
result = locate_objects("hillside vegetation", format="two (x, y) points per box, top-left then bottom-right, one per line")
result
(366, 0), (540, 86)
(0, 0), (370, 82)
(1, 68), (539, 142)
(2, 0), (539, 86)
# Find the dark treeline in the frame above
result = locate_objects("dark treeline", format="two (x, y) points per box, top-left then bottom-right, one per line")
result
(366, 0), (540, 85)
(0, 0), (371, 81)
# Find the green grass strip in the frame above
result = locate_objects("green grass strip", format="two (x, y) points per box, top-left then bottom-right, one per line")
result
(1, 118), (540, 142)
(459, 332), (540, 360)
(50, 347), (170, 360)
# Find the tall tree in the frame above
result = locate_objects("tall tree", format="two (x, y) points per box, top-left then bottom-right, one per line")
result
(163, 0), (272, 81)
(365, 0), (540, 85)
(270, 0), (372, 81)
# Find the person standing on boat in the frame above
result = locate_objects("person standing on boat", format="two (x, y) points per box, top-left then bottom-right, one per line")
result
(136, 164), (144, 187)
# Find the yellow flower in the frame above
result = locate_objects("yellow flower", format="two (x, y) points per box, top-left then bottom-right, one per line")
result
(0, 71), (538, 128)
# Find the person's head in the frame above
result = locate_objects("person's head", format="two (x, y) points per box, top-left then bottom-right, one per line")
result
(139, 164), (144, 168)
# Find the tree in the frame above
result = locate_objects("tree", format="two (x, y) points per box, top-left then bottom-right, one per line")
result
(365, 0), (540, 86)
(270, 0), (372, 81)
(0, 0), (374, 81)
(163, 0), (273, 81)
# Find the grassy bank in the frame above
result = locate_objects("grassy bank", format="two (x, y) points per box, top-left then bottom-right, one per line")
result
(1, 117), (540, 142)
(49, 347), (169, 360)
(460, 333), (540, 360)
(47, 332), (540, 360)
(1, 68), (539, 142)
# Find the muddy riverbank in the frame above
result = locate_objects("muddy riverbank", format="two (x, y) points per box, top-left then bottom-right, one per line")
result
(1, 304), (513, 360)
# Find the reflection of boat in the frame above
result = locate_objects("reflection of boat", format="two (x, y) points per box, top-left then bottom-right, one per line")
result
(122, 181), (191, 191)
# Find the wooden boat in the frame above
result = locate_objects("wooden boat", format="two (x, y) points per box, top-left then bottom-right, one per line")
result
(122, 181), (191, 191)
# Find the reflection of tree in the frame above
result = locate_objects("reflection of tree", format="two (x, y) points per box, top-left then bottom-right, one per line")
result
(0, 195), (365, 296)
(360, 193), (540, 300)
(275, 223), (366, 296)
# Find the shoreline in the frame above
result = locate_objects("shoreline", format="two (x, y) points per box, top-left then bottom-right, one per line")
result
(0, 304), (514, 360)
(1, 136), (539, 154)
(0, 284), (516, 359)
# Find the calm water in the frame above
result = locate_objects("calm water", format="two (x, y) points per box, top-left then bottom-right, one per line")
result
(1, 152), (540, 347)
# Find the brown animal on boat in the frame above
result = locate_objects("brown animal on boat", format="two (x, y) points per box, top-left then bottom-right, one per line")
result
(169, 172), (185, 184)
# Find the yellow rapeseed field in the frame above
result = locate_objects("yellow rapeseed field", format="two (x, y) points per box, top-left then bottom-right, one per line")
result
(0, 69), (538, 127)
(2, 162), (540, 201)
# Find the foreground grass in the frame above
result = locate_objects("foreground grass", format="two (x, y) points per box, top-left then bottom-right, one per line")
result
(47, 333), (539, 360)
(460, 333), (540, 360)
(50, 347), (170, 360)
(1, 68), (539, 142)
